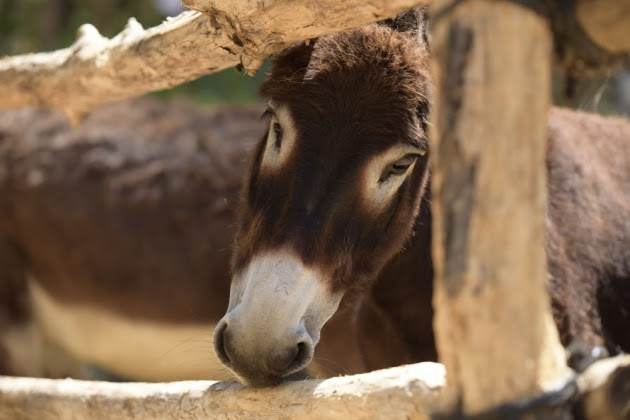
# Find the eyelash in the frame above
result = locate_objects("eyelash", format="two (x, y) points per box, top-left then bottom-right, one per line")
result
(273, 121), (282, 149)
(378, 154), (419, 183)
(262, 109), (283, 150)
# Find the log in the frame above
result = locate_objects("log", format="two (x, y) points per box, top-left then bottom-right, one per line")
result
(0, 0), (429, 125)
(430, 0), (569, 414)
(579, 355), (630, 420)
(576, 0), (630, 53)
(0, 362), (445, 420)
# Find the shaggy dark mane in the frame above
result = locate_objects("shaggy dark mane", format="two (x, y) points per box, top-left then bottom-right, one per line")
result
(260, 24), (432, 143)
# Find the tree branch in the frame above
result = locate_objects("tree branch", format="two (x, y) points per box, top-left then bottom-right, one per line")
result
(0, 0), (429, 124)
(0, 363), (445, 420)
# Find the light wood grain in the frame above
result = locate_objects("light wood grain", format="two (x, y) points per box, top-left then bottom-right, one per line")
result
(430, 0), (570, 414)
(0, 362), (445, 420)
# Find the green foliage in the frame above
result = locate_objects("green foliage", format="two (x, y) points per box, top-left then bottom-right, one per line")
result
(152, 62), (271, 106)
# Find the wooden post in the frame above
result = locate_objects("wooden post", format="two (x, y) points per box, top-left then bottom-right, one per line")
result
(430, 0), (570, 414)
(576, 0), (630, 53)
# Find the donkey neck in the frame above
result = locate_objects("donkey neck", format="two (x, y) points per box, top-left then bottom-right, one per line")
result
(356, 195), (436, 369)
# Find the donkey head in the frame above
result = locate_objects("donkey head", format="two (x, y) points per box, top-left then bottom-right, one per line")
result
(214, 11), (432, 386)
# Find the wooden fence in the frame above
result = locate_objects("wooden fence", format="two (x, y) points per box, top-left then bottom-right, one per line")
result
(1, 0), (629, 418)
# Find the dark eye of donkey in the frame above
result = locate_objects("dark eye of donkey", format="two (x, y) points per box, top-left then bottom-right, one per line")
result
(273, 121), (283, 149)
(379, 154), (419, 183)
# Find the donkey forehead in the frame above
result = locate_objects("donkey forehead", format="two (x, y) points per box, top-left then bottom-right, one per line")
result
(277, 98), (425, 158)
(260, 27), (430, 137)
(264, 61), (427, 153)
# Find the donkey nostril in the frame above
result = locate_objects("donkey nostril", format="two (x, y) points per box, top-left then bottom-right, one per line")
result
(294, 341), (309, 367)
(268, 346), (298, 374)
(268, 340), (313, 376)
(213, 321), (232, 365)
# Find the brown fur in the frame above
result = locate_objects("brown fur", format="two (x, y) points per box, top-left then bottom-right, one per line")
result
(0, 99), (265, 376)
(0, 98), (368, 380)
(546, 107), (630, 353)
(0, 99), (262, 323)
(233, 24), (432, 296)
(217, 17), (437, 383)
(1, 17), (628, 381)
(0, 237), (28, 375)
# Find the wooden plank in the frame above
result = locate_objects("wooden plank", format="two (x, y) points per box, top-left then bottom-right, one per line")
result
(430, 0), (570, 414)
(0, 363), (445, 420)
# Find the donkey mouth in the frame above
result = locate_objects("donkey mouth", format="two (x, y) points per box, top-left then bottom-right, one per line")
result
(212, 250), (342, 386)
(213, 314), (315, 386)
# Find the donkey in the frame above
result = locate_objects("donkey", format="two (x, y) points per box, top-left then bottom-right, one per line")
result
(0, 98), (366, 381)
(213, 11), (630, 386)
(0, 99), (262, 380)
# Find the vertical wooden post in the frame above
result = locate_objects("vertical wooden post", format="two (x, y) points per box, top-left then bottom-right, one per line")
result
(430, 0), (569, 414)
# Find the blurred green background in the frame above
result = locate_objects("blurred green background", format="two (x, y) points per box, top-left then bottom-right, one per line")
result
(1, 0), (628, 114)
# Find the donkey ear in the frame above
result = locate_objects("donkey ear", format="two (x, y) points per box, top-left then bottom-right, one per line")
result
(259, 39), (317, 98)
(379, 6), (430, 49)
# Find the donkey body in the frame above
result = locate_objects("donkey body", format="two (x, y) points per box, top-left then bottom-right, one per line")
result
(0, 99), (373, 381)
(214, 13), (630, 386)
(0, 99), (261, 380)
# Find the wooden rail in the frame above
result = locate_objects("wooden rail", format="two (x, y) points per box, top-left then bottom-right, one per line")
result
(0, 363), (445, 420)
(0, 0), (429, 124)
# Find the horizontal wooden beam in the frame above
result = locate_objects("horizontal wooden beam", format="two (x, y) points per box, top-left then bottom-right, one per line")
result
(0, 0), (429, 124)
(0, 362), (445, 420)
(2, 355), (628, 419)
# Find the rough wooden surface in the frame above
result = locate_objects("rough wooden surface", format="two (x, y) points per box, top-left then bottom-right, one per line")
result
(576, 0), (630, 53)
(182, 0), (426, 67)
(0, 362), (445, 420)
(0, 0), (428, 124)
(430, 0), (569, 414)
(579, 355), (630, 420)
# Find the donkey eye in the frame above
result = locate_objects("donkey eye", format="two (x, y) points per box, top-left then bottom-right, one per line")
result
(379, 154), (419, 183)
(392, 155), (416, 172)
(272, 120), (283, 149)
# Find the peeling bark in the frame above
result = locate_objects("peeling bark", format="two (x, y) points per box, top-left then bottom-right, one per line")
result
(0, 0), (429, 124)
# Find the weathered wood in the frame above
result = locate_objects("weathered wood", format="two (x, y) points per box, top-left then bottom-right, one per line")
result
(576, 0), (630, 53)
(0, 0), (429, 124)
(579, 355), (630, 420)
(430, 0), (569, 414)
(181, 0), (427, 59)
(0, 362), (445, 420)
